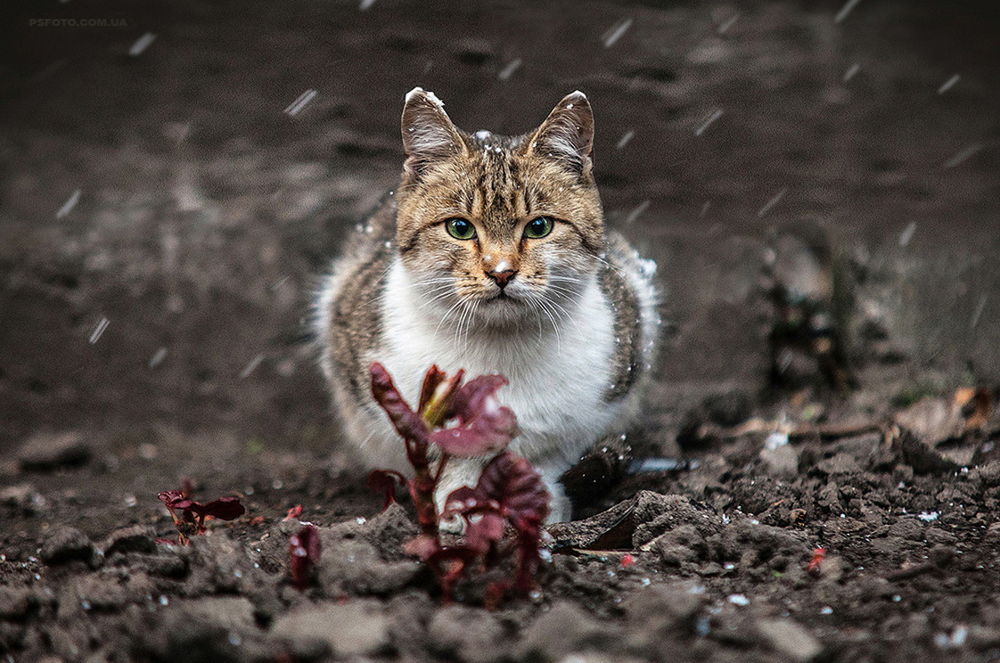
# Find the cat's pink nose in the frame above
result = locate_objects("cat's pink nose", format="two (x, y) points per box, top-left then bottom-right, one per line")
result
(486, 268), (517, 288)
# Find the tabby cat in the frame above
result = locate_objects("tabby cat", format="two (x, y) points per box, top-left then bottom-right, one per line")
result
(316, 88), (659, 522)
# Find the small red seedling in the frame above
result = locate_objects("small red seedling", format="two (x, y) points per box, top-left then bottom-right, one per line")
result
(621, 554), (636, 568)
(806, 547), (827, 577)
(283, 504), (304, 521)
(157, 486), (246, 545)
(289, 524), (321, 590)
(368, 362), (549, 603)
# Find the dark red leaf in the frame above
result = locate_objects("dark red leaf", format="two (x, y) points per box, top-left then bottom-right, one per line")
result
(472, 452), (550, 529)
(368, 470), (406, 509)
(463, 512), (506, 554)
(370, 362), (430, 443)
(289, 524), (322, 590)
(191, 496), (246, 521)
(429, 375), (518, 457)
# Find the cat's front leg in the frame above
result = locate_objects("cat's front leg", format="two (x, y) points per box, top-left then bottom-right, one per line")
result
(434, 456), (489, 533)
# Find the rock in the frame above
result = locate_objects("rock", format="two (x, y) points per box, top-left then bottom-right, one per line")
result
(102, 525), (157, 556)
(760, 445), (799, 477)
(0, 586), (37, 619)
(59, 571), (155, 615)
(650, 525), (707, 566)
(318, 538), (420, 595)
(814, 452), (862, 476)
(622, 583), (703, 641)
(427, 605), (506, 663)
(133, 596), (263, 663)
(17, 431), (91, 471)
(632, 492), (719, 547)
(386, 593), (434, 657)
(178, 597), (256, 631)
(271, 600), (391, 657)
(894, 397), (964, 446)
(517, 602), (610, 661)
(713, 520), (810, 571)
(0, 483), (42, 508)
(360, 502), (419, 559)
(40, 526), (94, 565)
(248, 518), (306, 573)
(887, 518), (924, 541)
(756, 618), (823, 661)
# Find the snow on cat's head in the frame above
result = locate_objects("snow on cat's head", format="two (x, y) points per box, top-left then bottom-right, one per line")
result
(394, 88), (605, 328)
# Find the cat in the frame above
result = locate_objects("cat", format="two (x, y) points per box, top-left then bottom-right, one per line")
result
(315, 88), (660, 523)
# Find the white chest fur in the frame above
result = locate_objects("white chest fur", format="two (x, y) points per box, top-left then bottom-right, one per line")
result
(371, 258), (623, 472)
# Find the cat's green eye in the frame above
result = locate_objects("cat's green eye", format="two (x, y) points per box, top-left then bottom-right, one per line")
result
(523, 216), (554, 239)
(445, 217), (476, 240)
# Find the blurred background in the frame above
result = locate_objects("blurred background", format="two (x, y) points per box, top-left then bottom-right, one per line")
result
(1, 0), (998, 468)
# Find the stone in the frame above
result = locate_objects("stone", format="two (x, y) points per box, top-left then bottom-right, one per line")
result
(102, 525), (157, 556)
(517, 602), (610, 661)
(40, 526), (94, 565)
(814, 452), (862, 476)
(318, 538), (420, 595)
(622, 582), (703, 653)
(760, 445), (799, 477)
(17, 431), (91, 471)
(427, 605), (506, 663)
(650, 525), (707, 566)
(0, 586), (37, 619)
(271, 600), (391, 657)
(756, 619), (822, 661)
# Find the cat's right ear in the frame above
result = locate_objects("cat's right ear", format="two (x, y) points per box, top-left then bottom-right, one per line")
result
(401, 88), (465, 181)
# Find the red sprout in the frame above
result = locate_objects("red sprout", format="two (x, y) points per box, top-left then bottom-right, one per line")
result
(289, 524), (322, 590)
(806, 547), (827, 577)
(157, 489), (246, 545)
(367, 363), (549, 604)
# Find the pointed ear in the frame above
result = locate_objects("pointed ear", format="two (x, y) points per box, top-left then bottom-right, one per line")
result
(401, 87), (465, 181)
(526, 91), (594, 176)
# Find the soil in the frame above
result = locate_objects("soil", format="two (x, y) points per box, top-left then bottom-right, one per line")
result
(3, 1), (1000, 662)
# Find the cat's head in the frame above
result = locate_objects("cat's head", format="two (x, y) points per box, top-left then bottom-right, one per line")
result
(393, 88), (605, 329)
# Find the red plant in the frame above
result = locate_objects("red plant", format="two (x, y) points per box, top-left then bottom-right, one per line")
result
(283, 504), (304, 521)
(289, 524), (321, 590)
(157, 486), (246, 545)
(806, 547), (827, 576)
(368, 362), (549, 603)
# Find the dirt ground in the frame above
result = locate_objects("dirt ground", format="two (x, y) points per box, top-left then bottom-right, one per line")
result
(2, 1), (1000, 661)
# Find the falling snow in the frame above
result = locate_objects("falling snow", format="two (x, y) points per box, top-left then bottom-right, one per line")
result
(938, 74), (960, 95)
(757, 187), (788, 218)
(497, 58), (522, 81)
(943, 144), (982, 169)
(834, 0), (864, 24)
(240, 354), (264, 379)
(56, 189), (81, 219)
(129, 32), (157, 57)
(717, 14), (739, 35)
(602, 18), (633, 48)
(616, 129), (635, 150)
(694, 109), (724, 136)
(88, 317), (110, 344)
(284, 89), (318, 116)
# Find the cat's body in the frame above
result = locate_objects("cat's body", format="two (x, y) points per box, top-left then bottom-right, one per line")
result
(316, 89), (659, 522)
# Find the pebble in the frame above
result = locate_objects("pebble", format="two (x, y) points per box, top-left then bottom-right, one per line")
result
(40, 526), (94, 565)
(17, 432), (92, 471)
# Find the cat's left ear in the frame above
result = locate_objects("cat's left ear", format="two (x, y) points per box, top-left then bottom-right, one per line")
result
(525, 91), (595, 177)
(401, 87), (466, 181)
